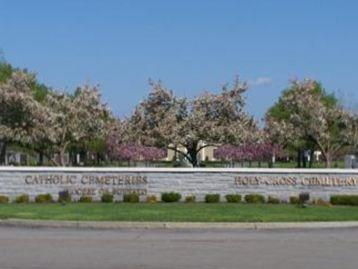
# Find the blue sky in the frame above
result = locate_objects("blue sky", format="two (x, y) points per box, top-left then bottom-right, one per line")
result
(1, 0), (357, 120)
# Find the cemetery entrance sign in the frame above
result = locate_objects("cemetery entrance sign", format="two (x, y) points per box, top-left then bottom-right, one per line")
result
(0, 167), (358, 201)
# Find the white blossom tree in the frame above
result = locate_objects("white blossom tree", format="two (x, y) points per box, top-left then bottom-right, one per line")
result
(45, 85), (111, 166)
(0, 71), (51, 164)
(127, 78), (260, 166)
(266, 79), (355, 167)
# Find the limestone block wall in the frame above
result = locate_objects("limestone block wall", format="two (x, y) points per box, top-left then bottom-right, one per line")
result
(0, 167), (357, 201)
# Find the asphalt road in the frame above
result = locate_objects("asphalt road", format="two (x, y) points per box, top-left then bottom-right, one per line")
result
(1, 226), (358, 269)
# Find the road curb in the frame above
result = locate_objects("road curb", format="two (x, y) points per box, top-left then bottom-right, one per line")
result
(1, 219), (358, 230)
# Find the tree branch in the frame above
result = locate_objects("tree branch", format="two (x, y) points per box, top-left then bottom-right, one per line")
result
(195, 143), (215, 154)
(167, 146), (192, 162)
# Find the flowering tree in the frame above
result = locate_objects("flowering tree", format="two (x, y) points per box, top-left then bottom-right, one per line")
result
(214, 143), (283, 166)
(0, 71), (52, 164)
(127, 78), (260, 166)
(107, 144), (166, 163)
(106, 123), (166, 164)
(349, 114), (358, 153)
(44, 85), (111, 166)
(266, 79), (354, 167)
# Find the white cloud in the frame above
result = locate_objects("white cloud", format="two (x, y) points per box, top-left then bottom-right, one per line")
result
(248, 77), (272, 87)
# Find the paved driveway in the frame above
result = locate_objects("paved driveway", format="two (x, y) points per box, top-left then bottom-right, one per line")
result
(1, 226), (358, 269)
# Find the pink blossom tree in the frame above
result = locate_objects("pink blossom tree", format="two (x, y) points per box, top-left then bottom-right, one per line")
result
(106, 138), (166, 165)
(214, 143), (283, 167)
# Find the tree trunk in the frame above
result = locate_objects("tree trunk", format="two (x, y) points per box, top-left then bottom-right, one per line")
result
(38, 151), (44, 166)
(325, 152), (332, 168)
(0, 141), (6, 165)
(60, 148), (67, 166)
(174, 144), (178, 161)
(186, 142), (199, 167)
(57, 142), (71, 167)
(302, 150), (307, 168)
(188, 148), (198, 167)
(297, 149), (302, 168)
(309, 149), (314, 168)
(70, 150), (76, 166)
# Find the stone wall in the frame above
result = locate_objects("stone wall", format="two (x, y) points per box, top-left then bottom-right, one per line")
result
(1, 167), (358, 201)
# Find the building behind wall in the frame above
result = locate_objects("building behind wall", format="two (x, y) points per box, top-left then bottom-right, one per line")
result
(166, 141), (219, 163)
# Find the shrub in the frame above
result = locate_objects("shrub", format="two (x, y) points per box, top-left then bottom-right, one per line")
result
(0, 195), (9, 204)
(185, 195), (196, 203)
(205, 194), (220, 203)
(35, 194), (53, 203)
(146, 195), (157, 203)
(101, 193), (114, 203)
(123, 193), (140, 203)
(330, 195), (358, 206)
(58, 190), (71, 203)
(161, 192), (182, 203)
(311, 198), (331, 207)
(267, 196), (280, 204)
(225, 194), (241, 203)
(244, 194), (265, 204)
(15, 194), (30, 203)
(79, 196), (92, 203)
(289, 196), (299, 205)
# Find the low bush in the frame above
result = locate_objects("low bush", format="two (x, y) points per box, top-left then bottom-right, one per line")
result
(161, 192), (182, 203)
(244, 194), (265, 204)
(123, 193), (140, 203)
(79, 196), (92, 203)
(0, 195), (9, 204)
(225, 194), (241, 203)
(101, 193), (114, 203)
(185, 195), (196, 203)
(311, 198), (331, 207)
(15, 194), (30, 203)
(205, 194), (220, 203)
(58, 190), (71, 203)
(146, 195), (158, 203)
(35, 194), (53, 203)
(330, 195), (358, 206)
(267, 196), (280, 204)
(289, 196), (299, 205)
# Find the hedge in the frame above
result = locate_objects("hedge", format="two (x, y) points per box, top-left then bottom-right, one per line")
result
(205, 194), (220, 203)
(123, 193), (140, 203)
(225, 194), (241, 203)
(0, 195), (9, 204)
(244, 194), (265, 204)
(79, 196), (93, 203)
(15, 194), (30, 203)
(161, 192), (182, 202)
(101, 193), (114, 203)
(35, 194), (53, 203)
(330, 195), (358, 206)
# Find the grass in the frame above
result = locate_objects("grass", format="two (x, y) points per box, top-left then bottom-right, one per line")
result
(0, 203), (358, 222)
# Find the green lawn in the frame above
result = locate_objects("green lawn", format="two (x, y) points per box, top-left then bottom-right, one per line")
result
(0, 203), (358, 222)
